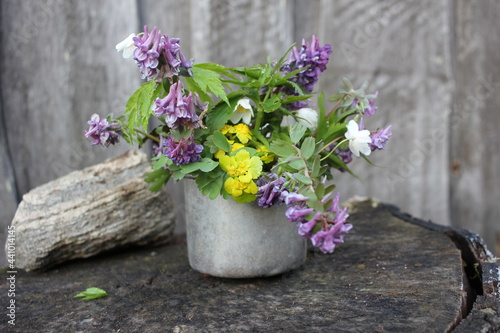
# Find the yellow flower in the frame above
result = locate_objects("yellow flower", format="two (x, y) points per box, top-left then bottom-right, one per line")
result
(214, 149), (226, 160)
(219, 150), (262, 179)
(231, 142), (245, 152)
(220, 124), (234, 135)
(256, 144), (275, 164)
(224, 177), (258, 197)
(232, 123), (253, 144)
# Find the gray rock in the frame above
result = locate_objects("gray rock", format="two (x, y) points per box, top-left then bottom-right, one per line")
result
(7, 150), (176, 271)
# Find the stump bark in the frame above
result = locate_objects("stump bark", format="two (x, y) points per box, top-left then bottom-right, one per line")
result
(7, 150), (176, 272)
(2, 200), (498, 332)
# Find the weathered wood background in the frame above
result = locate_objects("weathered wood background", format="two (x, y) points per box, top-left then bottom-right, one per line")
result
(1, 0), (499, 267)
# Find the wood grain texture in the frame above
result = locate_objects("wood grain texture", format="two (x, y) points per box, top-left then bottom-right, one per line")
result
(293, 0), (454, 227)
(0, 93), (18, 268)
(7, 201), (500, 332)
(450, 0), (500, 252)
(190, 0), (294, 65)
(0, 0), (139, 196)
(0, 0), (499, 256)
(10, 150), (176, 272)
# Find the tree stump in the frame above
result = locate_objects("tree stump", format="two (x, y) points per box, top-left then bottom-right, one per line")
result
(1, 200), (498, 332)
(7, 150), (176, 272)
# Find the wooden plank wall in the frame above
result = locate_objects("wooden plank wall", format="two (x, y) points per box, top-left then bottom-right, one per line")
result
(1, 0), (499, 267)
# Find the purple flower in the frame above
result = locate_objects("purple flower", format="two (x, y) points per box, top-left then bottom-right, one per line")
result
(283, 35), (332, 92)
(164, 135), (203, 165)
(286, 206), (315, 224)
(296, 212), (320, 237)
(256, 174), (287, 208)
(284, 192), (309, 206)
(370, 125), (392, 150)
(365, 92), (378, 116)
(133, 26), (193, 82)
(335, 148), (353, 166)
(85, 114), (121, 147)
(153, 82), (203, 130)
(133, 26), (162, 81)
(288, 192), (352, 254)
(157, 36), (193, 79)
(352, 91), (379, 116)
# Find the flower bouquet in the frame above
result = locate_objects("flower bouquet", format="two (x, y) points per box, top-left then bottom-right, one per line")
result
(86, 26), (392, 255)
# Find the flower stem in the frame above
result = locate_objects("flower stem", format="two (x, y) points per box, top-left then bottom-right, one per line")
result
(135, 128), (160, 143)
(326, 95), (347, 119)
(320, 138), (350, 161)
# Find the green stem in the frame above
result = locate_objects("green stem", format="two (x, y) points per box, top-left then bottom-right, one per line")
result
(135, 128), (160, 143)
(255, 84), (273, 130)
(320, 138), (350, 161)
(326, 95), (347, 119)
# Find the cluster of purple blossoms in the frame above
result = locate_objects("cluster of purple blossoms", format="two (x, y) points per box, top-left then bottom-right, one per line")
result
(285, 192), (352, 254)
(370, 125), (392, 151)
(133, 26), (193, 82)
(85, 114), (122, 147)
(256, 174), (287, 208)
(283, 35), (332, 92)
(153, 82), (205, 130)
(357, 117), (392, 151)
(156, 134), (203, 166)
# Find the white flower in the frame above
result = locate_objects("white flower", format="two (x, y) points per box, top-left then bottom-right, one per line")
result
(297, 108), (318, 129)
(344, 120), (372, 157)
(280, 115), (296, 127)
(230, 98), (254, 124)
(116, 33), (136, 59)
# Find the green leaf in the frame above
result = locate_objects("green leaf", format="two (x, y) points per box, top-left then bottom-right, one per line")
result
(300, 137), (316, 160)
(262, 95), (282, 113)
(270, 139), (297, 157)
(196, 169), (225, 199)
(205, 92), (244, 131)
(148, 173), (171, 192)
(289, 123), (307, 144)
(314, 183), (325, 199)
(212, 131), (231, 152)
(184, 76), (212, 105)
(125, 81), (164, 136)
(307, 198), (324, 212)
(250, 129), (270, 148)
(325, 184), (336, 194)
(172, 170), (186, 181)
(194, 62), (237, 80)
(324, 123), (348, 143)
(281, 93), (314, 104)
(74, 288), (107, 301)
(141, 83), (163, 130)
(311, 155), (321, 178)
(287, 157), (306, 170)
(292, 172), (312, 185)
(151, 155), (170, 170)
(180, 158), (219, 174)
(316, 92), (328, 139)
(342, 77), (354, 90)
(145, 168), (167, 182)
(190, 66), (229, 105)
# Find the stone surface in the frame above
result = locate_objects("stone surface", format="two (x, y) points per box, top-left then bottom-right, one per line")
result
(184, 179), (307, 278)
(1, 200), (498, 332)
(7, 150), (176, 272)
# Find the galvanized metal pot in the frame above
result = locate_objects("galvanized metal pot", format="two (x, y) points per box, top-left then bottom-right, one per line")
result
(183, 179), (307, 278)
